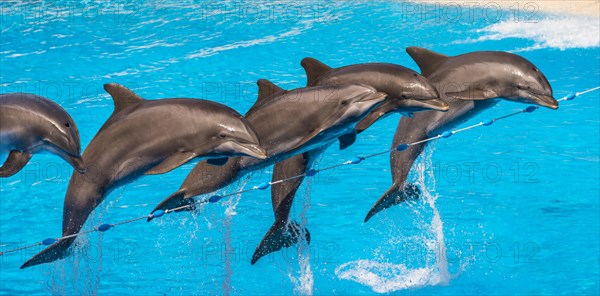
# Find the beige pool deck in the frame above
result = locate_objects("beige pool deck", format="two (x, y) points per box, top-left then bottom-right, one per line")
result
(413, 1), (600, 17)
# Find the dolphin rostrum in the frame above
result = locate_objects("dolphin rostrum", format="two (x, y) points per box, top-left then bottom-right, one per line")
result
(364, 47), (559, 222)
(148, 81), (387, 224)
(252, 57), (450, 264)
(21, 83), (267, 268)
(1, 93), (84, 177)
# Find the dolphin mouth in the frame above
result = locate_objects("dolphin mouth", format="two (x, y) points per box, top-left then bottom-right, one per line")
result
(360, 92), (388, 103)
(234, 143), (268, 159)
(529, 93), (559, 110)
(405, 97), (449, 112)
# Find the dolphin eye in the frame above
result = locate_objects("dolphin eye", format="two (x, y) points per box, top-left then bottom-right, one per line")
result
(532, 67), (539, 72)
(341, 100), (348, 105)
(413, 73), (419, 77)
(401, 94), (408, 99)
(65, 123), (70, 128)
(219, 132), (227, 139)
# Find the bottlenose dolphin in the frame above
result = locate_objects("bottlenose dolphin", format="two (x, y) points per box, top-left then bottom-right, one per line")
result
(0, 93), (84, 176)
(148, 80), (387, 219)
(364, 47), (559, 222)
(252, 58), (450, 264)
(21, 83), (267, 268)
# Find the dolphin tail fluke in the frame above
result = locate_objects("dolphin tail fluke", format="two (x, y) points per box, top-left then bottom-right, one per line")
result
(147, 189), (194, 222)
(364, 183), (421, 222)
(251, 220), (311, 265)
(20, 238), (75, 269)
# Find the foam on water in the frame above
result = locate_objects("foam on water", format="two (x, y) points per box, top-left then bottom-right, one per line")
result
(465, 16), (600, 51)
(222, 178), (250, 296)
(185, 20), (315, 59)
(288, 178), (314, 296)
(335, 150), (451, 293)
(45, 189), (129, 294)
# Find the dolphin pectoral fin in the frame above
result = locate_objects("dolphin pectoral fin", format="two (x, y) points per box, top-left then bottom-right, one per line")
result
(446, 89), (498, 101)
(338, 132), (357, 150)
(251, 220), (311, 265)
(148, 190), (194, 222)
(0, 151), (32, 177)
(300, 57), (332, 86)
(145, 152), (197, 175)
(20, 238), (75, 269)
(206, 157), (229, 166)
(290, 129), (324, 151)
(406, 47), (449, 77)
(364, 183), (421, 222)
(355, 111), (384, 134)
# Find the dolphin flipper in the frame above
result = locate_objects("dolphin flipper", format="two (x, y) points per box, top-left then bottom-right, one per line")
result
(21, 238), (75, 269)
(0, 151), (32, 177)
(338, 132), (357, 150)
(252, 153), (310, 264)
(145, 152), (197, 175)
(206, 157), (229, 166)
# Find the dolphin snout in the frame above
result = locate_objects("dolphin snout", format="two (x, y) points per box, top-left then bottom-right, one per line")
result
(412, 98), (449, 112)
(531, 93), (559, 110)
(246, 144), (268, 159)
(395, 96), (449, 113)
(235, 142), (268, 160)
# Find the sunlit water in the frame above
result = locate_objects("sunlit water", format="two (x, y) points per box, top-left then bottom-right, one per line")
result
(1, 1), (599, 294)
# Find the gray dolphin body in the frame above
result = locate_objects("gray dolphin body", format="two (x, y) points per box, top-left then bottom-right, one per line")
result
(21, 83), (267, 268)
(252, 58), (450, 264)
(0, 93), (84, 177)
(363, 47), (559, 222)
(148, 81), (387, 220)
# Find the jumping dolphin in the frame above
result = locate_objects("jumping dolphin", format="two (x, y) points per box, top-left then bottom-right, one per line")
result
(21, 83), (267, 268)
(0, 93), (84, 177)
(148, 81), (387, 220)
(251, 58), (450, 264)
(363, 47), (559, 222)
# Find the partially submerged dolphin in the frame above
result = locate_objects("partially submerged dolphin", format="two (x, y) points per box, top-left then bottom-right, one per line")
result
(148, 81), (387, 219)
(21, 83), (267, 268)
(252, 58), (450, 264)
(364, 47), (559, 222)
(0, 93), (84, 177)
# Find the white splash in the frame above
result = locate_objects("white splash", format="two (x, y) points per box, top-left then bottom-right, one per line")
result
(336, 260), (440, 293)
(335, 149), (451, 293)
(464, 16), (600, 51)
(293, 179), (314, 295)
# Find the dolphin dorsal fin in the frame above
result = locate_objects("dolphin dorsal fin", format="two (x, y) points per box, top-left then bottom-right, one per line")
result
(406, 47), (449, 77)
(103, 83), (144, 113)
(246, 79), (287, 116)
(257, 79), (286, 102)
(301, 57), (332, 86)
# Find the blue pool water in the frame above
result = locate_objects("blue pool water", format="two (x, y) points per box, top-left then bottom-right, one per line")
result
(1, 1), (599, 294)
